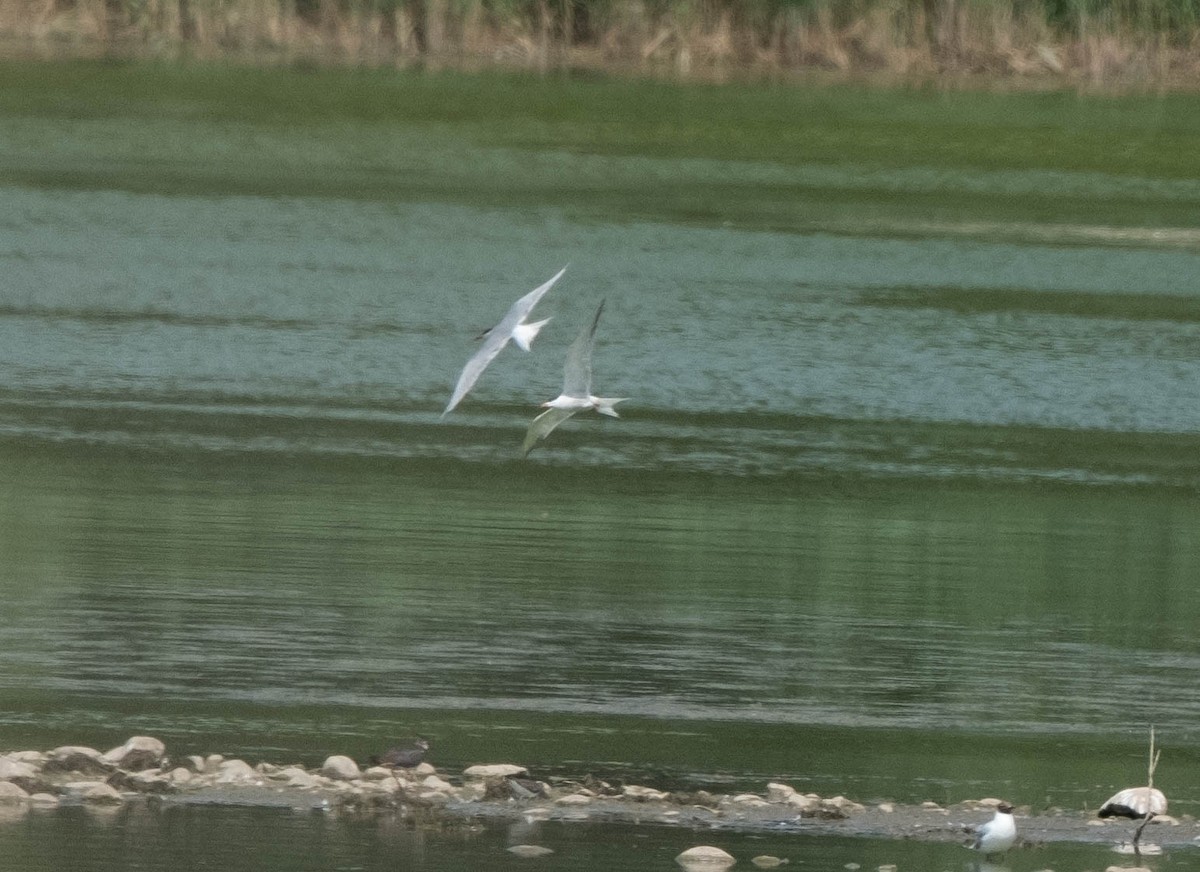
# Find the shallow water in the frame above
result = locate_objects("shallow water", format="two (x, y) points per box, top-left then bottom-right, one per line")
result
(3, 803), (1188, 872)
(2, 60), (1200, 867)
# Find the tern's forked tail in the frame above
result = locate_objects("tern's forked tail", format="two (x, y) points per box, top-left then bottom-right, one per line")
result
(593, 397), (628, 418)
(512, 317), (551, 352)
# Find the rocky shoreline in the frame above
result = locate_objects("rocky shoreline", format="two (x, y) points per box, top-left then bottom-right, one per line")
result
(2, 736), (1196, 854)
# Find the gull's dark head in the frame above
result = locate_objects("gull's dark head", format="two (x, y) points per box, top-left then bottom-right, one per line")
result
(997, 802), (1014, 814)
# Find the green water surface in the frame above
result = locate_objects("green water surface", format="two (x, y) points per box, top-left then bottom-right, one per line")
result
(1, 58), (1199, 870)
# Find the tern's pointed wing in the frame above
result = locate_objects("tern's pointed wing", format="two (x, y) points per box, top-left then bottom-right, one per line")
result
(561, 298), (604, 398)
(494, 266), (567, 335)
(443, 329), (511, 415)
(521, 406), (578, 455)
(442, 266), (567, 416)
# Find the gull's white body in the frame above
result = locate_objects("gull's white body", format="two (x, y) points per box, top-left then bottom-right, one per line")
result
(1099, 786), (1167, 819)
(973, 806), (1017, 856)
(443, 266), (566, 416)
(522, 298), (626, 454)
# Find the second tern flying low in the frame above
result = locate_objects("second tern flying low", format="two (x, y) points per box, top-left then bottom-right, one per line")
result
(522, 298), (627, 455)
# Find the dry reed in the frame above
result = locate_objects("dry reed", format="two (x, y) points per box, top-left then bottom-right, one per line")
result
(2, 0), (1200, 87)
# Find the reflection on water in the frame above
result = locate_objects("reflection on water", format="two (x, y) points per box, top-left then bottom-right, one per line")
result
(3, 442), (1200, 810)
(0, 805), (1184, 872)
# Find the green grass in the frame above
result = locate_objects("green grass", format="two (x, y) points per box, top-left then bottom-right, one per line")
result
(2, 58), (1198, 240)
(4, 59), (1200, 180)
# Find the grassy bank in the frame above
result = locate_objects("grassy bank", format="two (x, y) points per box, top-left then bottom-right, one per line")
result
(3, 0), (1200, 88)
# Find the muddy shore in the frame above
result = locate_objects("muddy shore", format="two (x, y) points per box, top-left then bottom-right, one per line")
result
(2, 737), (1195, 853)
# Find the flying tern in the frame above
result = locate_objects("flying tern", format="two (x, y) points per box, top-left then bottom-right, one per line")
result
(442, 266), (566, 416)
(522, 298), (627, 455)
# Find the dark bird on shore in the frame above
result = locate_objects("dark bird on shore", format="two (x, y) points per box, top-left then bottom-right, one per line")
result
(369, 738), (430, 771)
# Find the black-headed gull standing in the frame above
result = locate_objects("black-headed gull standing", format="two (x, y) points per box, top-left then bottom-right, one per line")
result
(972, 801), (1016, 858)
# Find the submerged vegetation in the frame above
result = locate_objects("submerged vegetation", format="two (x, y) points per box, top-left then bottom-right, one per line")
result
(4, 0), (1200, 87)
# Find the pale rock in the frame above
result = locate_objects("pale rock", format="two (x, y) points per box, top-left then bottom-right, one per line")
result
(287, 771), (324, 790)
(422, 775), (454, 792)
(29, 793), (58, 805)
(463, 763), (528, 779)
(751, 856), (788, 868)
(458, 782), (486, 801)
(676, 846), (736, 869)
(728, 793), (769, 808)
(623, 785), (670, 802)
(168, 768), (192, 785)
(102, 736), (166, 771)
(827, 796), (866, 814)
(877, 802), (895, 813)
(0, 758), (39, 781)
(214, 759), (257, 784)
(0, 782), (29, 802)
(786, 794), (820, 812)
(125, 769), (172, 792)
(362, 766), (395, 781)
(877, 866), (897, 872)
(974, 797), (1006, 808)
(7, 751), (45, 764)
(358, 779), (397, 796)
(80, 783), (124, 804)
(320, 756), (361, 781)
(507, 845), (554, 858)
(555, 793), (592, 805)
(1106, 867), (1152, 872)
(204, 754), (225, 772)
(1113, 843), (1162, 856)
(414, 762), (436, 776)
(920, 801), (941, 810)
(185, 756), (207, 772)
(374, 777), (404, 794)
(765, 783), (797, 803)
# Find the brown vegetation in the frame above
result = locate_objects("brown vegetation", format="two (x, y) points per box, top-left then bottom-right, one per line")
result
(3, 0), (1200, 87)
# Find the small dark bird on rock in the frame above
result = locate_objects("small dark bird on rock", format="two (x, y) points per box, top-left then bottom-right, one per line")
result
(369, 738), (430, 772)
